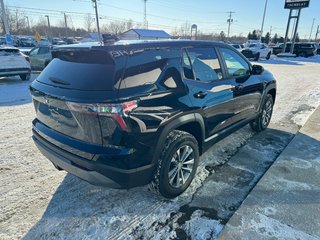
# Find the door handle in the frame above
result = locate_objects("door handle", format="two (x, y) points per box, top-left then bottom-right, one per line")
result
(235, 85), (244, 91)
(194, 91), (207, 99)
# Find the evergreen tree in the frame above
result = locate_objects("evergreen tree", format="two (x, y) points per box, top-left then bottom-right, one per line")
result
(264, 32), (271, 43)
(252, 30), (258, 40)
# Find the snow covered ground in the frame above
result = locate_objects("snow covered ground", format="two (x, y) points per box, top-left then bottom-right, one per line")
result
(0, 56), (320, 240)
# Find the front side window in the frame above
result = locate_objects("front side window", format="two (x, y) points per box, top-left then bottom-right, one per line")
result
(29, 47), (39, 56)
(220, 48), (250, 78)
(186, 47), (222, 82)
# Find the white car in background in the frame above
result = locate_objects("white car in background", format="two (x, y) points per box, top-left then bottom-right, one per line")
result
(230, 43), (245, 52)
(0, 46), (31, 81)
(241, 42), (272, 61)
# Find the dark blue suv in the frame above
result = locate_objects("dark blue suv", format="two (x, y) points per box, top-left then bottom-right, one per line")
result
(30, 41), (276, 198)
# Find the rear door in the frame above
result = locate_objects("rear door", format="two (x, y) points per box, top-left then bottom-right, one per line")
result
(218, 47), (263, 123)
(182, 47), (236, 139)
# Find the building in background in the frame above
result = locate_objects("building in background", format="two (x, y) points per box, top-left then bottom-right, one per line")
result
(119, 29), (171, 40)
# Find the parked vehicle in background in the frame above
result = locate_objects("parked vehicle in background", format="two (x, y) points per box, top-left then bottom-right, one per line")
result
(18, 37), (36, 47)
(50, 38), (66, 45)
(314, 43), (320, 55)
(29, 46), (53, 70)
(0, 46), (31, 81)
(229, 44), (245, 52)
(241, 42), (272, 61)
(30, 40), (277, 198)
(62, 37), (80, 45)
(272, 42), (317, 57)
(0, 37), (6, 45)
(38, 38), (50, 46)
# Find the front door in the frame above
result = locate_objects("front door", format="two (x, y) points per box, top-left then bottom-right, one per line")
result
(182, 47), (236, 139)
(218, 47), (264, 123)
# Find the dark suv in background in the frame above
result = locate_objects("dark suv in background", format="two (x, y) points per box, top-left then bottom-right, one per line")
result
(30, 41), (276, 198)
(272, 42), (317, 57)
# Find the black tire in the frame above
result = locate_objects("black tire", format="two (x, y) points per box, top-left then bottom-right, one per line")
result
(299, 52), (307, 58)
(250, 94), (274, 132)
(266, 52), (271, 60)
(152, 130), (199, 198)
(254, 53), (260, 61)
(20, 73), (31, 81)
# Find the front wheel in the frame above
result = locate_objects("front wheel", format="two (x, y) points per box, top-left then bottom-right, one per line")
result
(153, 130), (199, 198)
(20, 73), (31, 81)
(266, 52), (271, 60)
(250, 94), (274, 132)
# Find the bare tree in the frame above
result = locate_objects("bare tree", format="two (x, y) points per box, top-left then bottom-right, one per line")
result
(101, 20), (134, 35)
(84, 13), (94, 32)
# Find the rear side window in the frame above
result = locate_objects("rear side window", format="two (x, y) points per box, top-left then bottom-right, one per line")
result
(186, 47), (222, 82)
(120, 48), (181, 90)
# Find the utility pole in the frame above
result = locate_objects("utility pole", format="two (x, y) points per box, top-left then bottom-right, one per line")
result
(269, 26), (273, 44)
(259, 0), (268, 42)
(309, 18), (315, 41)
(143, 0), (148, 29)
(227, 11), (235, 39)
(0, 0), (11, 41)
(92, 0), (101, 43)
(25, 16), (31, 32)
(64, 13), (68, 37)
(45, 15), (51, 39)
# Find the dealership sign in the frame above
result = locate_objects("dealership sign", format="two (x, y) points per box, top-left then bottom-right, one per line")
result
(285, 0), (310, 9)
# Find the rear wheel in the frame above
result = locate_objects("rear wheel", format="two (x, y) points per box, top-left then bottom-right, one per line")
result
(250, 94), (274, 132)
(152, 130), (199, 198)
(254, 53), (260, 61)
(20, 73), (31, 81)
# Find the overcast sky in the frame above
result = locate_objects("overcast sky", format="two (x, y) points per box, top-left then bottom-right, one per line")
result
(5, 0), (320, 38)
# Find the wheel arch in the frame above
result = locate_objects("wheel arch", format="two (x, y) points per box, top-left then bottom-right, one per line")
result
(152, 113), (205, 164)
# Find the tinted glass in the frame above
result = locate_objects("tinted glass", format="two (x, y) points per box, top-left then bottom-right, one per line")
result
(38, 47), (49, 54)
(37, 49), (125, 91)
(232, 44), (239, 49)
(0, 48), (20, 56)
(29, 47), (39, 56)
(220, 48), (250, 77)
(187, 47), (222, 81)
(121, 48), (180, 90)
(182, 49), (194, 79)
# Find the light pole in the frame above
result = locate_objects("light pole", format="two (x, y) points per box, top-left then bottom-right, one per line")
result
(45, 15), (51, 39)
(0, 0), (10, 37)
(259, 0), (268, 42)
(25, 16), (31, 32)
(309, 18), (315, 41)
(63, 13), (68, 37)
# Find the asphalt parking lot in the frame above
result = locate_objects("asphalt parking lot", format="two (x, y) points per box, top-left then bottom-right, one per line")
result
(1, 56), (320, 239)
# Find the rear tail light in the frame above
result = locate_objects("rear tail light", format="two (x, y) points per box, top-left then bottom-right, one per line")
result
(66, 100), (138, 131)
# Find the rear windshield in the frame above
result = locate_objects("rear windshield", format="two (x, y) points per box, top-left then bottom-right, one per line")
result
(0, 48), (20, 56)
(37, 49), (125, 91)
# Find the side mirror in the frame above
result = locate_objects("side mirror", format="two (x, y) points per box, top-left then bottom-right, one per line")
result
(252, 65), (264, 75)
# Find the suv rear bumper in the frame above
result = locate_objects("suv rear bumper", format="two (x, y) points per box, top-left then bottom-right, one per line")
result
(32, 125), (156, 189)
(0, 67), (30, 77)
